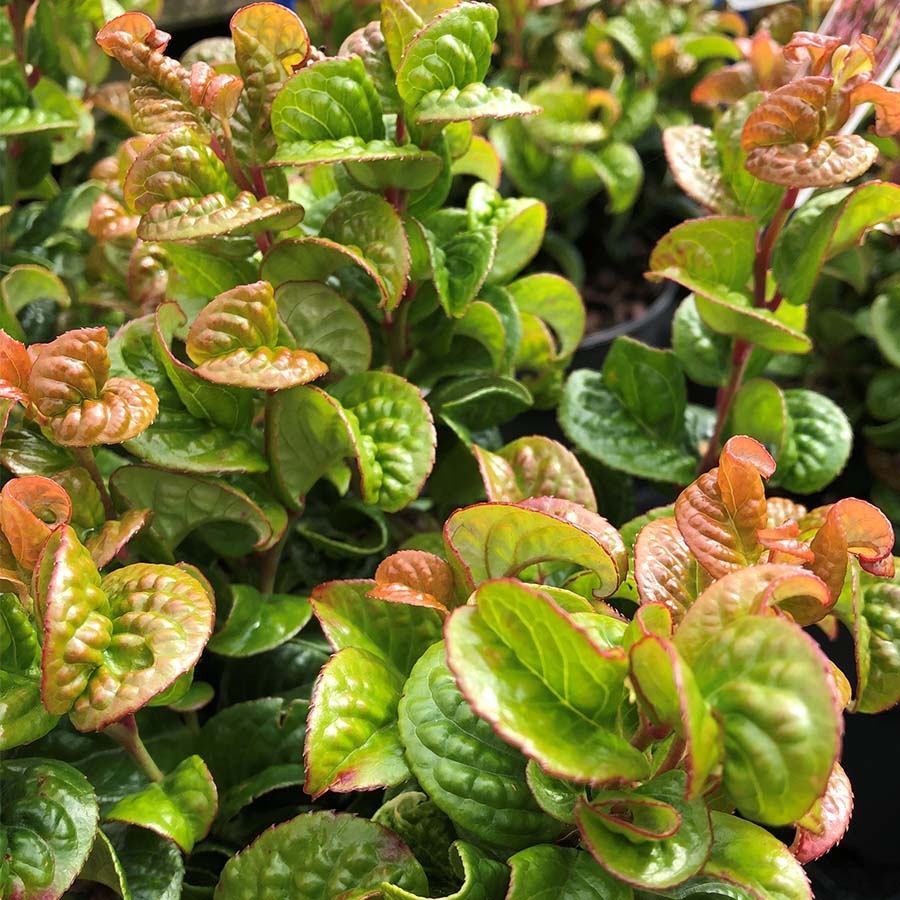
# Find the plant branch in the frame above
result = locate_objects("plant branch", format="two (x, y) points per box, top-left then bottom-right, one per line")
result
(256, 510), (300, 595)
(698, 338), (752, 474)
(72, 445), (116, 520)
(753, 187), (799, 309)
(105, 714), (164, 782)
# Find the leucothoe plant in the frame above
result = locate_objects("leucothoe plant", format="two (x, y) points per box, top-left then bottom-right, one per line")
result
(230, 435), (898, 898)
(560, 29), (900, 495)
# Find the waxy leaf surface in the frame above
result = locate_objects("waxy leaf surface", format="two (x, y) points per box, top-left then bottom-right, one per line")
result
(0, 757), (98, 900)
(791, 762), (852, 863)
(105, 754), (217, 853)
(215, 810), (428, 900)
(399, 642), (564, 854)
(105, 822), (184, 900)
(446, 580), (648, 784)
(851, 568), (900, 713)
(507, 845), (634, 900)
(305, 646), (409, 797)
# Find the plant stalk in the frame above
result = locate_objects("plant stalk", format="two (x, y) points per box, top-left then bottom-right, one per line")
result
(72, 445), (117, 520)
(698, 338), (752, 473)
(105, 714), (164, 782)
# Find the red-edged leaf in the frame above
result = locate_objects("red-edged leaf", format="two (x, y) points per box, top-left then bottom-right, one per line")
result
(741, 77), (832, 150)
(791, 762), (853, 863)
(372, 549), (458, 610)
(190, 62), (243, 120)
(0, 330), (31, 401)
(633, 516), (712, 621)
(767, 496), (808, 527)
(745, 135), (878, 188)
(808, 498), (895, 603)
(758, 519), (816, 565)
(0, 475), (71, 571)
(852, 81), (900, 137)
(675, 436), (773, 578)
(85, 509), (151, 569)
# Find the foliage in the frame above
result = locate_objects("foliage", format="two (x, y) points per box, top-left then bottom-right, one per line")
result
(560, 27), (900, 495)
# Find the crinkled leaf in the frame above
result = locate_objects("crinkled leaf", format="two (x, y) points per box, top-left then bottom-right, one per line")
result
(215, 810), (428, 900)
(399, 641), (564, 854)
(474, 436), (596, 510)
(40, 528), (214, 731)
(381, 840), (509, 900)
(86, 509), (152, 570)
(373, 549), (457, 610)
(0, 475), (71, 570)
(137, 192), (303, 241)
(746, 136), (878, 188)
(663, 125), (741, 215)
(312, 579), (444, 674)
(105, 755), (217, 853)
(446, 580), (648, 784)
(271, 56), (384, 147)
(123, 127), (231, 214)
(110, 466), (284, 553)
(396, 2), (497, 108)
(577, 772), (712, 891)
(791, 762), (852, 863)
(413, 82), (538, 124)
(560, 369), (697, 485)
(0, 594), (60, 749)
(329, 372), (436, 512)
(433, 227), (496, 317)
(0, 757), (98, 900)
(208, 584), (312, 657)
(628, 635), (723, 797)
(852, 567), (900, 713)
(430, 375), (532, 431)
(702, 812), (812, 900)
(105, 822), (184, 900)
(443, 501), (623, 595)
(305, 646), (410, 797)
(676, 612), (839, 825)
(776, 389), (853, 494)
(507, 845), (633, 900)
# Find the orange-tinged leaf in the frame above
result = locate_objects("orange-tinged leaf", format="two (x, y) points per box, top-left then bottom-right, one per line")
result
(851, 81), (900, 137)
(791, 762), (853, 863)
(808, 498), (895, 602)
(187, 281), (279, 362)
(767, 496), (808, 528)
(88, 194), (140, 243)
(86, 509), (152, 570)
(741, 77), (833, 151)
(193, 345), (327, 389)
(758, 520), (816, 565)
(633, 517), (711, 622)
(230, 2), (311, 76)
(190, 62), (243, 119)
(0, 330), (32, 394)
(0, 476), (71, 571)
(674, 436), (772, 578)
(745, 134), (879, 187)
(373, 549), (457, 610)
(783, 32), (843, 75)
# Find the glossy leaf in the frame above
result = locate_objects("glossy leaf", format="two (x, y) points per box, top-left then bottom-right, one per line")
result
(0, 594), (60, 749)
(746, 133), (877, 188)
(850, 567), (900, 714)
(663, 125), (741, 215)
(399, 641), (564, 854)
(674, 435), (774, 578)
(275, 281), (372, 378)
(0, 475), (71, 570)
(105, 755), (217, 853)
(329, 372), (436, 512)
(215, 810), (428, 899)
(136, 192), (303, 242)
(474, 436), (597, 511)
(577, 772), (712, 891)
(74, 828), (131, 900)
(702, 812), (812, 900)
(693, 293), (811, 355)
(40, 528), (215, 730)
(525, 761), (582, 826)
(0, 757), (98, 900)
(446, 580), (648, 784)
(507, 845), (634, 900)
(433, 227), (496, 318)
(105, 822), (184, 900)
(726, 379), (789, 463)
(86, 509), (152, 571)
(396, 3), (497, 108)
(373, 549), (458, 610)
(111, 466), (285, 553)
(208, 584), (312, 657)
(312, 579), (444, 674)
(509, 273), (585, 361)
(443, 501), (624, 596)
(305, 646), (409, 797)
(123, 127), (231, 214)
(560, 369), (698, 485)
(791, 762), (852, 863)
(413, 82), (537, 124)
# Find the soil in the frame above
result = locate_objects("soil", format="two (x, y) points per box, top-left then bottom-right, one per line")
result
(582, 266), (658, 333)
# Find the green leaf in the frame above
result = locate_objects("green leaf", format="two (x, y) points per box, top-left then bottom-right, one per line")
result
(381, 840), (510, 900)
(0, 107), (77, 135)
(671, 294), (731, 387)
(75, 828), (131, 900)
(560, 369), (698, 484)
(329, 372), (436, 512)
(774, 182), (900, 307)
(413, 83), (537, 124)
(700, 812), (813, 900)
(590, 142), (644, 214)
(267, 385), (356, 509)
(854, 569), (900, 714)
(396, 2), (498, 108)
(577, 772), (712, 891)
(137, 192), (303, 242)
(271, 56), (384, 145)
(198, 697), (308, 823)
(305, 647), (410, 797)
(443, 501), (624, 595)
(725, 379), (789, 463)
(0, 757), (98, 900)
(433, 227), (497, 317)
(676, 611), (839, 825)
(871, 291), (900, 367)
(208, 584), (312, 657)
(40, 528), (215, 731)
(105, 755), (217, 853)
(446, 580), (648, 784)
(776, 389), (853, 494)
(663, 125), (740, 217)
(508, 274), (584, 361)
(105, 822), (184, 900)
(0, 594), (60, 749)
(312, 579), (444, 675)
(399, 642), (564, 855)
(380, 0), (456, 70)
(507, 845), (634, 899)
(111, 466), (285, 554)
(215, 810), (428, 899)
(432, 375), (533, 431)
